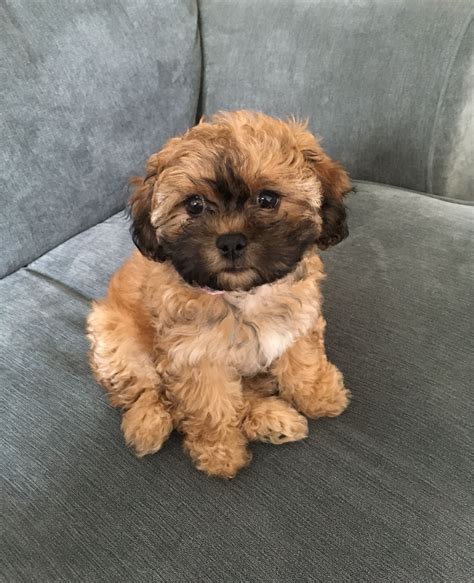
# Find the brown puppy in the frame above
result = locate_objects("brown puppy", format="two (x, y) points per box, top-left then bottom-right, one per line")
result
(87, 110), (352, 478)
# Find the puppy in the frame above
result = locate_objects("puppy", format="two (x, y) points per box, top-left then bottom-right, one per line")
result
(87, 110), (352, 478)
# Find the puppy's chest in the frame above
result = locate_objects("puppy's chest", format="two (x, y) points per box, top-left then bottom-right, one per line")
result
(164, 286), (320, 375)
(231, 319), (295, 375)
(227, 295), (303, 372)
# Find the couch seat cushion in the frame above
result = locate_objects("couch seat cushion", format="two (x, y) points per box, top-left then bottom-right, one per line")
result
(2, 182), (473, 581)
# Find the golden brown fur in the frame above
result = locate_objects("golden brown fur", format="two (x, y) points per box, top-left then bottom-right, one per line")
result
(87, 110), (352, 477)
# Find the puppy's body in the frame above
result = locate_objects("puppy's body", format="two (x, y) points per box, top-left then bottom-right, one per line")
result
(87, 111), (351, 477)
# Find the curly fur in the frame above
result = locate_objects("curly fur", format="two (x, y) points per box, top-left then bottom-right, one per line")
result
(87, 110), (352, 478)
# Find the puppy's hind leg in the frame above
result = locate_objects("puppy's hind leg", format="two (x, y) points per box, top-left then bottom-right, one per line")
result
(272, 319), (350, 419)
(121, 390), (173, 457)
(87, 302), (173, 456)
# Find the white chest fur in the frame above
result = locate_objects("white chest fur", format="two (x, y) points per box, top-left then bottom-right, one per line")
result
(223, 282), (319, 374)
(162, 256), (324, 376)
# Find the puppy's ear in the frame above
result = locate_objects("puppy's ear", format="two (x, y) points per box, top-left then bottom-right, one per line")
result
(307, 150), (352, 250)
(129, 153), (166, 261)
(289, 119), (352, 249)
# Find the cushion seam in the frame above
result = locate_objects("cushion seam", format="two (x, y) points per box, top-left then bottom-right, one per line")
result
(1, 205), (128, 281)
(426, 11), (474, 195)
(24, 268), (91, 304)
(195, 0), (205, 122)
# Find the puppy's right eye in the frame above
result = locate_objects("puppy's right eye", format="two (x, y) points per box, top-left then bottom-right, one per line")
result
(185, 195), (204, 216)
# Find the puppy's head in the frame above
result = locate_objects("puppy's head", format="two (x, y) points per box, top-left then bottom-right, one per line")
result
(130, 110), (351, 291)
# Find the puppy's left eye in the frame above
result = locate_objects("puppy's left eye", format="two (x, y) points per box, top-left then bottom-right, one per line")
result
(185, 195), (205, 216)
(257, 190), (279, 209)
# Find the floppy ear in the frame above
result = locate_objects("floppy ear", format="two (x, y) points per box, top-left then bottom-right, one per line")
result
(289, 119), (352, 249)
(129, 136), (185, 260)
(129, 154), (166, 261)
(310, 152), (352, 250)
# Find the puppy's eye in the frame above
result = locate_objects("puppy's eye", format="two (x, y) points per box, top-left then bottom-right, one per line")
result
(185, 195), (204, 216)
(257, 190), (279, 209)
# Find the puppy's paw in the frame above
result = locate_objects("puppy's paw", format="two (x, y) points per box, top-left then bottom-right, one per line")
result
(294, 364), (351, 419)
(184, 429), (251, 479)
(295, 387), (351, 419)
(317, 384), (351, 418)
(121, 395), (173, 457)
(243, 397), (308, 444)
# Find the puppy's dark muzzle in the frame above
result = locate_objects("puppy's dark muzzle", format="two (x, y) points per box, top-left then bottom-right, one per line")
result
(216, 233), (247, 262)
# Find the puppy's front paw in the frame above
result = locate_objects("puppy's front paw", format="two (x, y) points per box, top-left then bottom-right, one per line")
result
(184, 429), (251, 479)
(243, 397), (308, 444)
(121, 395), (173, 457)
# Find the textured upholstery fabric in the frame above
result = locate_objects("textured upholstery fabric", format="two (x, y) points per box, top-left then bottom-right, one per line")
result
(29, 212), (134, 299)
(0, 0), (200, 278)
(430, 16), (474, 200)
(199, 0), (474, 201)
(2, 184), (473, 581)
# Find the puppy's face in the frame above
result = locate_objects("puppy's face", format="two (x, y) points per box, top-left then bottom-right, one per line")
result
(131, 111), (351, 291)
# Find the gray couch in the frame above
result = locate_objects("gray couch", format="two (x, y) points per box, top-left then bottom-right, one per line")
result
(1, 1), (473, 581)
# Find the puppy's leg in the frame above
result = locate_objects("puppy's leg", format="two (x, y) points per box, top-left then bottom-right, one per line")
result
(272, 317), (350, 418)
(164, 362), (250, 478)
(87, 303), (173, 456)
(120, 390), (173, 457)
(241, 377), (308, 444)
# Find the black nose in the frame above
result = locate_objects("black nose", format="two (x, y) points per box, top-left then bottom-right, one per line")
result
(216, 233), (247, 260)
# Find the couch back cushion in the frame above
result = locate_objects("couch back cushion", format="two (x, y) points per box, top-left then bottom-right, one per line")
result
(0, 0), (200, 278)
(199, 0), (473, 201)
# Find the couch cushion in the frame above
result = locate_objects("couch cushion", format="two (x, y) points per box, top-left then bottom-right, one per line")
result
(199, 0), (474, 201)
(0, 0), (200, 278)
(29, 211), (134, 299)
(2, 183), (473, 580)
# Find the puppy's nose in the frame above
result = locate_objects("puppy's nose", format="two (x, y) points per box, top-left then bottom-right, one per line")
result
(216, 233), (247, 260)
